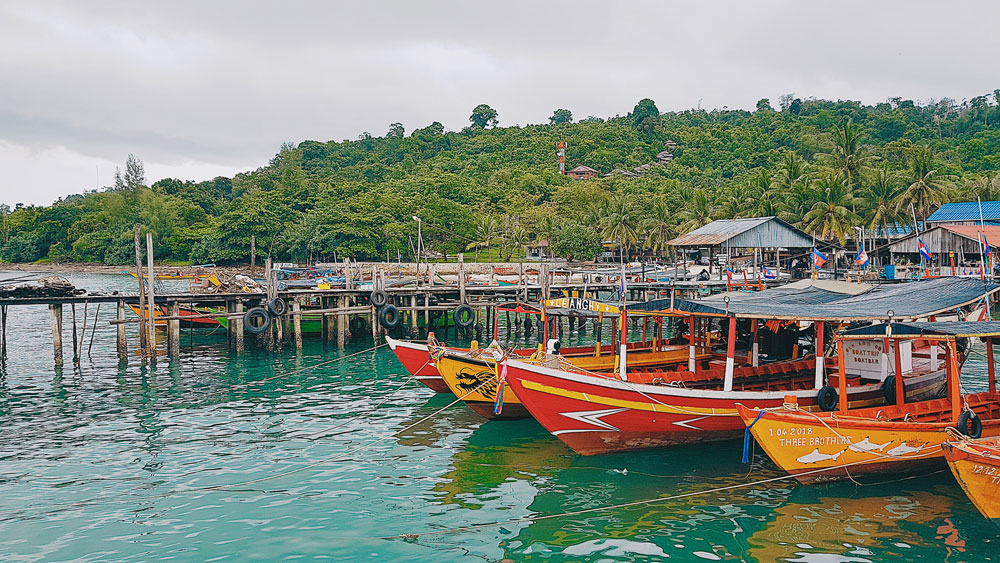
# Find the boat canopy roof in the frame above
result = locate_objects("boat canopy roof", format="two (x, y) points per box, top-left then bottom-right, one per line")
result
(840, 321), (1000, 339)
(631, 277), (998, 321)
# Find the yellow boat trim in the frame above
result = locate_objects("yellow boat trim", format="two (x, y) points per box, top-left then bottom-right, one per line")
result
(519, 379), (738, 417)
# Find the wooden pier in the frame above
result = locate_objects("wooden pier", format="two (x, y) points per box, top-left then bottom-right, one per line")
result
(0, 262), (745, 367)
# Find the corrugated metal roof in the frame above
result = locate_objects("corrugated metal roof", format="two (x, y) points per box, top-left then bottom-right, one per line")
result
(886, 224), (1000, 253)
(666, 217), (814, 248)
(928, 201), (1000, 222)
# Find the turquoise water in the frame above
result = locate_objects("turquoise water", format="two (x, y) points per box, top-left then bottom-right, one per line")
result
(1, 272), (998, 562)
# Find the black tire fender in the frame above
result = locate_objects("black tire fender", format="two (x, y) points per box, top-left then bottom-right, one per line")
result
(882, 376), (905, 405)
(957, 411), (983, 438)
(817, 385), (838, 412)
(267, 297), (288, 317)
(453, 305), (474, 328)
(244, 307), (271, 335)
(379, 304), (401, 329)
(370, 290), (388, 307)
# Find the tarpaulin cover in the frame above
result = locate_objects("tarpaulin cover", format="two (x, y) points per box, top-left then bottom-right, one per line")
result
(841, 321), (1000, 338)
(631, 277), (998, 321)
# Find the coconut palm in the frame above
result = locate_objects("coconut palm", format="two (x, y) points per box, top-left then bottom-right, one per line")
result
(974, 172), (1000, 201)
(823, 119), (873, 190)
(894, 147), (951, 224)
(802, 173), (858, 244)
(677, 189), (716, 234)
(772, 150), (809, 193)
(862, 165), (903, 238)
(599, 194), (639, 263)
(503, 219), (530, 262)
(465, 214), (502, 261)
(641, 197), (676, 258)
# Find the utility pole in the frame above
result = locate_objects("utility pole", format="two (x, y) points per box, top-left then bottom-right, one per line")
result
(413, 216), (422, 287)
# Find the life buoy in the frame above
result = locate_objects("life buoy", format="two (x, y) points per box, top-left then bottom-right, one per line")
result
(882, 376), (905, 404)
(379, 304), (401, 329)
(370, 290), (388, 307)
(244, 307), (271, 335)
(957, 411), (983, 438)
(817, 385), (838, 412)
(453, 305), (474, 328)
(267, 297), (288, 317)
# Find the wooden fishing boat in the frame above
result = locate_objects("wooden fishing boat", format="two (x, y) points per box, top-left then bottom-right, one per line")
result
(435, 340), (709, 420)
(128, 304), (222, 328)
(387, 335), (702, 396)
(943, 436), (1000, 520)
(739, 321), (1000, 484)
(502, 278), (994, 454)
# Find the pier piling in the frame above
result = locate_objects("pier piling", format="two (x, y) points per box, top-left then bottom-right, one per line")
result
(293, 300), (303, 350)
(50, 304), (63, 367)
(234, 302), (245, 354)
(116, 301), (127, 360)
(168, 302), (181, 357)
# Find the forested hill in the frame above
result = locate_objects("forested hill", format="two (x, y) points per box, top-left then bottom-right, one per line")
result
(3, 93), (1000, 265)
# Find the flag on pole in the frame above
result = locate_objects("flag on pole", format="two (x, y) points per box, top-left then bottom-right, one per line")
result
(726, 265), (735, 279)
(812, 248), (827, 269)
(763, 266), (777, 279)
(918, 238), (932, 260)
(984, 232), (992, 259)
(855, 242), (869, 268)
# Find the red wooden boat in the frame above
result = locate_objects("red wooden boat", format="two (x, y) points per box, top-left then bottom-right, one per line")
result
(503, 350), (946, 455)
(128, 304), (222, 329)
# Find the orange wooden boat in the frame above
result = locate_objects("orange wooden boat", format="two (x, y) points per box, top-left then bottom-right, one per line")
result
(739, 321), (1000, 484)
(943, 436), (1000, 520)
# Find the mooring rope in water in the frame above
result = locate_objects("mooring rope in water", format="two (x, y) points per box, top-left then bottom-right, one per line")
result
(380, 456), (949, 541)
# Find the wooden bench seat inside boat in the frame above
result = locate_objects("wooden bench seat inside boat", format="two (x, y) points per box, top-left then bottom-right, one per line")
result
(842, 392), (1000, 423)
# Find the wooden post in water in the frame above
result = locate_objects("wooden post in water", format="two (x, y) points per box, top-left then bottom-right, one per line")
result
(409, 294), (418, 335)
(337, 296), (347, 348)
(145, 232), (156, 357)
(1, 305), (7, 357)
(234, 301), (245, 354)
(168, 301), (180, 357)
(458, 254), (466, 304)
(292, 300), (303, 350)
(325, 297), (335, 342)
(133, 226), (147, 354)
(116, 301), (127, 360)
(50, 304), (63, 367)
(71, 303), (79, 365)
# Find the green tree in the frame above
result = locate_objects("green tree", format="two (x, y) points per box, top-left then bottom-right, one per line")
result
(549, 109), (573, 124)
(469, 104), (499, 129)
(599, 194), (639, 262)
(895, 147), (951, 224)
(640, 197), (676, 257)
(802, 173), (858, 244)
(551, 220), (602, 261)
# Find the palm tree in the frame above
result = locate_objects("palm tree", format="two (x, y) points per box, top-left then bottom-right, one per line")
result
(465, 214), (501, 261)
(772, 151), (809, 193)
(599, 194), (639, 263)
(974, 172), (1000, 201)
(862, 165), (903, 238)
(677, 189), (716, 234)
(894, 147), (951, 224)
(823, 119), (872, 190)
(503, 219), (530, 263)
(802, 173), (858, 244)
(641, 197), (676, 258)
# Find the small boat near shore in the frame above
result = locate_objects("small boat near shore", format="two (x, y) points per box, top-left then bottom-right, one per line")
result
(943, 436), (1000, 521)
(128, 304), (222, 328)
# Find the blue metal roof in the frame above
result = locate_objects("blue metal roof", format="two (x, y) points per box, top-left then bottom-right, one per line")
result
(928, 201), (1000, 222)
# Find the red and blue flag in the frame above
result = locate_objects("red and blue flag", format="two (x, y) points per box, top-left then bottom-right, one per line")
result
(813, 248), (827, 269)
(763, 266), (776, 279)
(918, 238), (932, 260)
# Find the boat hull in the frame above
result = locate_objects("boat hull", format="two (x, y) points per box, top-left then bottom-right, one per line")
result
(738, 393), (1000, 484)
(436, 352), (530, 420)
(943, 437), (1000, 521)
(385, 337), (453, 393)
(129, 304), (221, 328)
(502, 358), (948, 455)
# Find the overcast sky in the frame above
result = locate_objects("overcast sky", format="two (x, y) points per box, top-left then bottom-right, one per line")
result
(1, 1), (998, 206)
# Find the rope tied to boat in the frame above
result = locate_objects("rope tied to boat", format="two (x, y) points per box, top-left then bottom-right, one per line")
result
(742, 409), (766, 463)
